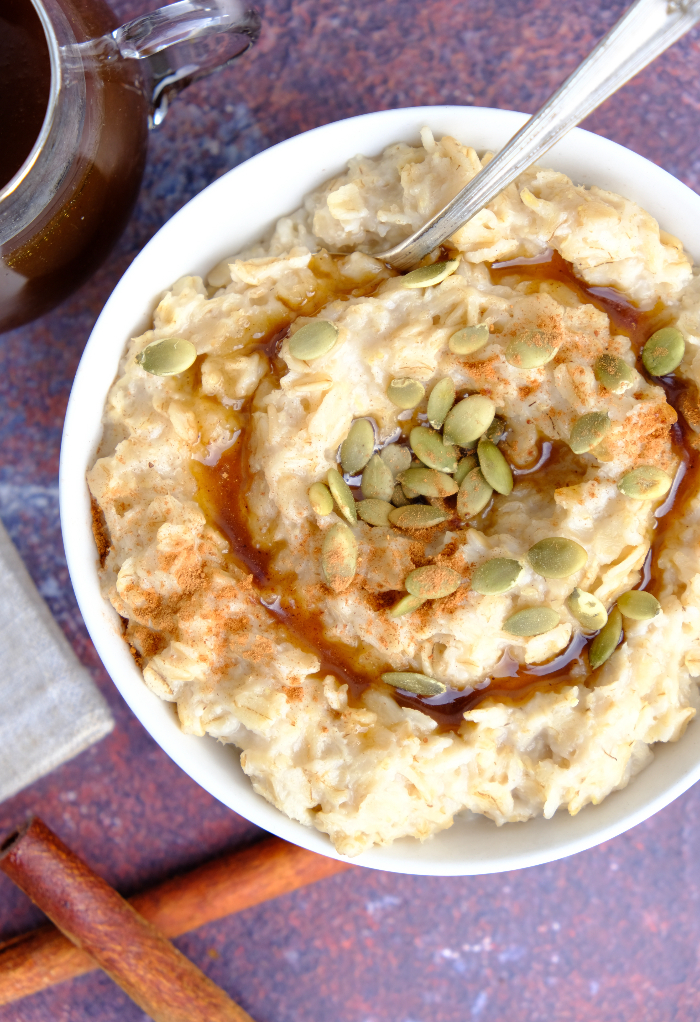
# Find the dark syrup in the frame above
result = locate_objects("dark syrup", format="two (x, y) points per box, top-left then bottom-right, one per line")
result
(192, 252), (699, 730)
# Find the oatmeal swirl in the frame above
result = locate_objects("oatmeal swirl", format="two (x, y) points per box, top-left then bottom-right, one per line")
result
(89, 129), (700, 855)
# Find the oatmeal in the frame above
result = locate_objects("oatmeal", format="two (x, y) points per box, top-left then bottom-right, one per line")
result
(88, 129), (700, 856)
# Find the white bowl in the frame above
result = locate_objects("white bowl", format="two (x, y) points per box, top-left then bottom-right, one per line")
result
(60, 106), (700, 875)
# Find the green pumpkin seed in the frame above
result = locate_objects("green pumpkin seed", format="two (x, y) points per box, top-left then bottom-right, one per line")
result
(617, 590), (660, 621)
(477, 440), (513, 495)
(136, 337), (197, 376)
(443, 395), (496, 446)
(387, 378), (426, 409)
(427, 377), (456, 429)
(388, 504), (449, 529)
(405, 565), (462, 600)
(567, 588), (608, 631)
(309, 482), (333, 516)
(361, 454), (395, 500)
(456, 467), (493, 518)
(454, 455), (478, 486)
(483, 416), (507, 444)
(588, 606), (622, 669)
(340, 419), (374, 474)
(357, 498), (394, 526)
(327, 467), (357, 524)
(569, 411), (612, 454)
(380, 444), (412, 476)
(618, 465), (673, 500)
(321, 522), (357, 592)
(472, 558), (523, 595)
(504, 606), (560, 637)
(642, 327), (685, 377)
(528, 537), (587, 579)
(398, 467), (459, 498)
(391, 482), (411, 507)
(388, 594), (426, 618)
(594, 353), (636, 393)
(449, 323), (489, 355)
(505, 330), (559, 369)
(380, 671), (446, 696)
(400, 259), (460, 289)
(410, 426), (458, 473)
(289, 320), (338, 361)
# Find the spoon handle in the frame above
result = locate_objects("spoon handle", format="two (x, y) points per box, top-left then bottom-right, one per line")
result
(380, 0), (700, 269)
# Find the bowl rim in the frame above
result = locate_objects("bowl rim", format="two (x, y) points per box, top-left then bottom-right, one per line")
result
(60, 104), (700, 875)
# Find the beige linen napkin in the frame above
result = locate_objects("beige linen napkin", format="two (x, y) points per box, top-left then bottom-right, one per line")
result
(0, 517), (114, 802)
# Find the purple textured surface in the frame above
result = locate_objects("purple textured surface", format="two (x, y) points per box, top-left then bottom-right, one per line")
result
(2, 1), (700, 1019)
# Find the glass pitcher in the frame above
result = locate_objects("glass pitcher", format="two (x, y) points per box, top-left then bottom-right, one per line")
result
(0, 0), (261, 334)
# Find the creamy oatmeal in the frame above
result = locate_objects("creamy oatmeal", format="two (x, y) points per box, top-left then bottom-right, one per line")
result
(88, 128), (700, 856)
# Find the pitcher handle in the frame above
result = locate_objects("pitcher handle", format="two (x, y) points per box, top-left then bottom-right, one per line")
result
(112, 0), (261, 126)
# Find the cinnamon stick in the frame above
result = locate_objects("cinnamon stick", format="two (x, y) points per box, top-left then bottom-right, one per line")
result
(0, 818), (257, 1021)
(0, 827), (352, 1007)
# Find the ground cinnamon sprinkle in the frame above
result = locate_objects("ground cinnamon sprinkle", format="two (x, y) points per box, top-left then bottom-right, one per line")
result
(90, 496), (110, 567)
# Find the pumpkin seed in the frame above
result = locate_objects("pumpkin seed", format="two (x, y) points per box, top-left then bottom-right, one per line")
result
(528, 537), (587, 579)
(449, 323), (489, 355)
(569, 411), (611, 454)
(504, 606), (560, 637)
(321, 522), (357, 592)
(391, 482), (411, 507)
(472, 558), (523, 595)
(327, 467), (357, 523)
(567, 588), (608, 631)
(477, 440), (513, 495)
(289, 320), (338, 361)
(410, 426), (458, 473)
(340, 419), (374, 474)
(405, 565), (462, 600)
(357, 498), (394, 526)
(400, 259), (459, 289)
(136, 337), (197, 376)
(361, 454), (395, 500)
(588, 606), (622, 669)
(443, 395), (496, 446)
(617, 590), (660, 621)
(309, 482), (333, 516)
(642, 326), (685, 377)
(427, 377), (456, 429)
(388, 504), (449, 529)
(398, 467), (459, 498)
(505, 329), (559, 369)
(387, 378), (426, 409)
(456, 467), (493, 518)
(594, 353), (636, 393)
(618, 465), (672, 500)
(380, 444), (412, 476)
(380, 671), (446, 696)
(388, 594), (426, 618)
(483, 416), (507, 444)
(454, 454), (478, 486)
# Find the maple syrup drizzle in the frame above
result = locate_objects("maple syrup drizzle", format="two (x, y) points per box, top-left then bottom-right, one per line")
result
(192, 251), (699, 730)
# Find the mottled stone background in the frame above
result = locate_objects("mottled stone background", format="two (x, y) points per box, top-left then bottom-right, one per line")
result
(2, 1), (700, 1019)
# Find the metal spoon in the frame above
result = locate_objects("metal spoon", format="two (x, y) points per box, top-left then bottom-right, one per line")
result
(379, 0), (700, 269)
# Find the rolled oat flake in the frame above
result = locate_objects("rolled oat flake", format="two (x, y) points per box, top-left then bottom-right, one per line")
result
(289, 320), (338, 361)
(380, 671), (447, 696)
(136, 337), (197, 376)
